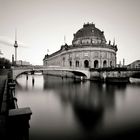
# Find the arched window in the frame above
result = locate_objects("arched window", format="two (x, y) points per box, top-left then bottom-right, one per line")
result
(110, 61), (112, 67)
(63, 57), (65, 66)
(103, 60), (107, 67)
(69, 61), (72, 67)
(84, 60), (89, 68)
(94, 60), (99, 68)
(76, 61), (79, 67)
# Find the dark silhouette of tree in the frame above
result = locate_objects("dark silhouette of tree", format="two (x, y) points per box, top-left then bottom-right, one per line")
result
(0, 57), (11, 69)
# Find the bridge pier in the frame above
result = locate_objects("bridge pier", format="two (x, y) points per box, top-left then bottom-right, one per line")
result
(32, 76), (35, 86)
(26, 74), (28, 80)
(31, 71), (34, 75)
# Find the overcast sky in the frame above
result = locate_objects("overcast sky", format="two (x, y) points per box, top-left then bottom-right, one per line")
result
(0, 0), (140, 65)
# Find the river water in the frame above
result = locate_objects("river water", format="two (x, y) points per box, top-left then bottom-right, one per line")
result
(15, 74), (140, 140)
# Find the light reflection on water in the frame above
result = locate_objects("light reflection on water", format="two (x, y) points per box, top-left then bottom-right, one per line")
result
(16, 74), (140, 140)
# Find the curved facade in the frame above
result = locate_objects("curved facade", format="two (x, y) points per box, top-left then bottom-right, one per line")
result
(43, 23), (118, 69)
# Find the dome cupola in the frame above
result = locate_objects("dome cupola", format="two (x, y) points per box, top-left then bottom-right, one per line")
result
(72, 23), (106, 46)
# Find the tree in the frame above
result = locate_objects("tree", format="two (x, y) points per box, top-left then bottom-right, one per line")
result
(0, 57), (11, 69)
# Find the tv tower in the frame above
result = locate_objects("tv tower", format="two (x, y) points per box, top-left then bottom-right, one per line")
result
(14, 29), (18, 62)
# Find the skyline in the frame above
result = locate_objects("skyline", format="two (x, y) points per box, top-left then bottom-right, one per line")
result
(0, 0), (140, 65)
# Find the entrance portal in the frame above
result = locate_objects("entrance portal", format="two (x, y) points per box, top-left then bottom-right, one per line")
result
(103, 60), (107, 67)
(94, 60), (99, 68)
(84, 60), (89, 68)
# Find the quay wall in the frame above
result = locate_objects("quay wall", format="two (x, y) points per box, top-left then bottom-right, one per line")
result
(90, 70), (129, 82)
(43, 69), (129, 78)
(0, 69), (32, 140)
(43, 69), (130, 82)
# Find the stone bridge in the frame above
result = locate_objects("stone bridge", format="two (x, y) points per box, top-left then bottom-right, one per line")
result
(11, 66), (91, 80)
(11, 66), (140, 82)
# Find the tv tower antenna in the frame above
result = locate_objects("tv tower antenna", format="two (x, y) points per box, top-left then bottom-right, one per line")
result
(64, 35), (66, 44)
(14, 29), (18, 62)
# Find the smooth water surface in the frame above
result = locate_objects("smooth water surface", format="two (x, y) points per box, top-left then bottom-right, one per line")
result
(16, 74), (140, 140)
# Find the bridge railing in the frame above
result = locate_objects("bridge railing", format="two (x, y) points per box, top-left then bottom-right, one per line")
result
(33, 66), (90, 71)
(12, 66), (91, 79)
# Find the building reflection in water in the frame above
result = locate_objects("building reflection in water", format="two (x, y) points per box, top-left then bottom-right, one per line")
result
(43, 75), (127, 136)
(16, 74), (140, 140)
(32, 76), (35, 87)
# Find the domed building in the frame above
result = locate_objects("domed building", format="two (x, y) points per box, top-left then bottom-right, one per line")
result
(43, 23), (117, 69)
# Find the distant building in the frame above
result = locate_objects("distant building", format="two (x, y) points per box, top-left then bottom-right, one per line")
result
(15, 60), (31, 66)
(43, 23), (118, 69)
(127, 60), (140, 69)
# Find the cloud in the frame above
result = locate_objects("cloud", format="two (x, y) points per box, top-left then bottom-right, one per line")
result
(0, 36), (29, 48)
(0, 50), (3, 55)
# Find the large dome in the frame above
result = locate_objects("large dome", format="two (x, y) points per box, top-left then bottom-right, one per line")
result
(72, 23), (106, 45)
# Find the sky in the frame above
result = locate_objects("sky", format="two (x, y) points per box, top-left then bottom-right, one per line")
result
(0, 0), (140, 65)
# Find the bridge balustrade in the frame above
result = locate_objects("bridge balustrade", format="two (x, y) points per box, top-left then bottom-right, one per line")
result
(12, 66), (91, 80)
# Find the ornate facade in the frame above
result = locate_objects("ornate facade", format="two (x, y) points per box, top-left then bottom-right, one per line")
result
(43, 23), (118, 69)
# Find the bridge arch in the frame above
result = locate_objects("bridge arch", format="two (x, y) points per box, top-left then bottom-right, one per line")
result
(71, 71), (87, 77)
(12, 66), (91, 80)
(69, 69), (90, 79)
(12, 68), (33, 80)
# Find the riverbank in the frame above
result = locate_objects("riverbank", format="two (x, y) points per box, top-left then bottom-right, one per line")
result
(0, 69), (9, 138)
(0, 69), (10, 111)
(0, 69), (32, 140)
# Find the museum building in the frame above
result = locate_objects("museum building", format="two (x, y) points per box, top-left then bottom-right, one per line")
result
(43, 23), (118, 69)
